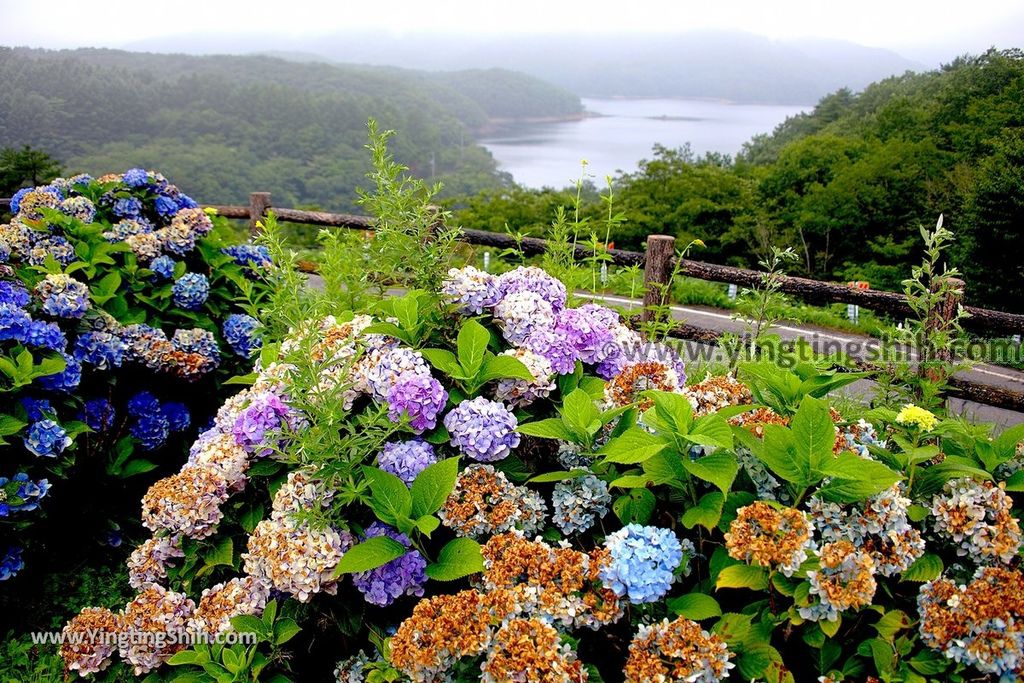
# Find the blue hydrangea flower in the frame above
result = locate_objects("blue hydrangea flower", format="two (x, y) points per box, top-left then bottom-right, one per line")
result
(154, 195), (178, 218)
(0, 472), (51, 515)
(0, 303), (32, 343)
(72, 331), (126, 370)
(24, 320), (67, 351)
(351, 523), (427, 607)
(80, 398), (116, 432)
(9, 188), (31, 215)
(377, 439), (438, 486)
(176, 194), (198, 210)
(35, 274), (90, 319)
(442, 396), (520, 462)
(0, 282), (30, 308)
(20, 397), (53, 421)
(171, 328), (220, 361)
(222, 314), (262, 357)
(131, 412), (170, 451)
(59, 196), (96, 223)
(36, 352), (81, 392)
(552, 474), (612, 535)
(0, 546), (24, 581)
(112, 196), (143, 219)
(221, 245), (272, 272)
(163, 402), (191, 432)
(122, 168), (149, 188)
(172, 273), (209, 311)
(127, 391), (161, 417)
(24, 419), (72, 458)
(150, 255), (177, 281)
(599, 524), (685, 604)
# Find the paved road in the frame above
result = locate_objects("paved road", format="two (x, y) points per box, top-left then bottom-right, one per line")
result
(307, 274), (1024, 427)
(583, 293), (1024, 428)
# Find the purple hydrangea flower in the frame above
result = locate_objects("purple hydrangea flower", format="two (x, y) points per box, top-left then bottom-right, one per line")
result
(172, 273), (209, 311)
(524, 327), (580, 375)
(377, 440), (437, 486)
(24, 419), (71, 458)
(443, 396), (520, 462)
(493, 291), (555, 345)
(232, 391), (294, 456)
(496, 265), (568, 312)
(555, 307), (616, 365)
(351, 523), (427, 607)
(441, 266), (500, 314)
(386, 373), (448, 435)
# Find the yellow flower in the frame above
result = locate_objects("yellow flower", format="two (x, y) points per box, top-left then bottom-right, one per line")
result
(203, 206), (218, 216)
(895, 404), (938, 431)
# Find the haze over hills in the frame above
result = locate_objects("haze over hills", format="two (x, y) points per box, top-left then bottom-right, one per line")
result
(123, 29), (926, 104)
(0, 47), (584, 210)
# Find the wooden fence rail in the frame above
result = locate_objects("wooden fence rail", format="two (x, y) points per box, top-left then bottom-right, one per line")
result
(4, 191), (1024, 411)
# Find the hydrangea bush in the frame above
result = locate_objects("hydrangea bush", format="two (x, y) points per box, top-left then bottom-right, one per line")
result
(43, 137), (1024, 683)
(0, 170), (270, 579)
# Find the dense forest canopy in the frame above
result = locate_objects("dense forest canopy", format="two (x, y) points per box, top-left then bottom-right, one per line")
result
(0, 47), (582, 210)
(455, 49), (1024, 312)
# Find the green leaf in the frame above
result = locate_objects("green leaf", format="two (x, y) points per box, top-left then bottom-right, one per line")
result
(167, 650), (205, 666)
(362, 466), (413, 526)
(415, 515), (440, 536)
(874, 610), (912, 640)
(457, 319), (491, 377)
(240, 504), (264, 534)
(478, 354), (535, 383)
(527, 469), (588, 484)
(229, 615), (268, 638)
(683, 453), (738, 493)
(900, 553), (943, 583)
(517, 418), (574, 441)
(420, 348), (466, 379)
(204, 537), (234, 568)
(411, 457), (459, 518)
(613, 488), (655, 524)
(120, 459), (158, 477)
(610, 474), (653, 489)
(859, 638), (895, 678)
(274, 618), (301, 645)
(686, 414), (734, 449)
(0, 414), (25, 437)
(561, 389), (600, 441)
(645, 390), (694, 436)
(681, 491), (725, 530)
(333, 536), (407, 576)
(642, 451), (689, 486)
(425, 538), (484, 581)
(598, 427), (667, 464)
(668, 593), (722, 620)
(791, 395), (836, 474)
(745, 424), (806, 483)
(716, 564), (769, 590)
(1005, 469), (1024, 491)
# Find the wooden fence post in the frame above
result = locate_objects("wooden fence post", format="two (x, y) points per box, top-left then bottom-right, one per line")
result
(248, 192), (271, 236)
(642, 234), (676, 326)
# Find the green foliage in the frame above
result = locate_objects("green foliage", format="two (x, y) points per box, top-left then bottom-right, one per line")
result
(0, 145), (60, 194)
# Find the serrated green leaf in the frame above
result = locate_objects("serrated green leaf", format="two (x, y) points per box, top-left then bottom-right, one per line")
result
(457, 319), (490, 377)
(900, 553), (943, 583)
(411, 457), (459, 518)
(683, 453), (738, 493)
(598, 426), (667, 464)
(667, 593), (722, 620)
(681, 491), (724, 530)
(426, 538), (484, 581)
(716, 564), (768, 590)
(333, 536), (406, 576)
(517, 418), (574, 441)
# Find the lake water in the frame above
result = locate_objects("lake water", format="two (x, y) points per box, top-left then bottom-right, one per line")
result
(480, 98), (809, 188)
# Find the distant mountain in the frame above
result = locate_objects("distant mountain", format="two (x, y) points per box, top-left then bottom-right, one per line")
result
(0, 47), (581, 210)
(125, 29), (926, 104)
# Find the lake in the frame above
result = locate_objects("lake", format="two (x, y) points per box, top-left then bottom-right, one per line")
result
(479, 98), (809, 188)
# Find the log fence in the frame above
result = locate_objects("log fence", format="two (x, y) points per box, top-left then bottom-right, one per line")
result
(4, 191), (1024, 411)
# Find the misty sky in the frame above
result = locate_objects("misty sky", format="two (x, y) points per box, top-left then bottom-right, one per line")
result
(1, 0), (1021, 61)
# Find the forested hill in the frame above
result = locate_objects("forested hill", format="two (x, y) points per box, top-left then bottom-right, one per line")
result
(455, 49), (1024, 311)
(0, 47), (582, 210)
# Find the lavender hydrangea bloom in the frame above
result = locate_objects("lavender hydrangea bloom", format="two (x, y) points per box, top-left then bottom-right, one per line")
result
(222, 245), (272, 271)
(351, 523), (427, 607)
(72, 331), (126, 370)
(443, 396), (520, 462)
(496, 266), (568, 312)
(232, 391), (294, 456)
(523, 328), (579, 376)
(555, 307), (616, 365)
(223, 314), (262, 357)
(386, 373), (448, 434)
(24, 419), (72, 458)
(493, 291), (555, 345)
(9, 188), (31, 215)
(59, 196), (96, 223)
(599, 524), (686, 604)
(377, 440), (438, 486)
(172, 273), (209, 311)
(441, 266), (500, 314)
